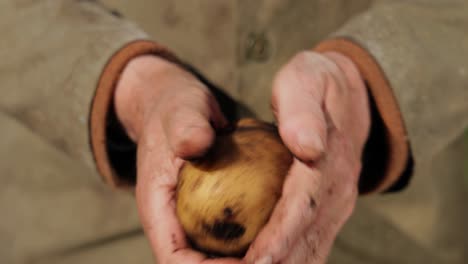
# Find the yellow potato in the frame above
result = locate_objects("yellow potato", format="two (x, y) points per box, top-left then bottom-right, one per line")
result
(176, 118), (293, 256)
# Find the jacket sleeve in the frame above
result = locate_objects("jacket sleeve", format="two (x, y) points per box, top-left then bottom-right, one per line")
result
(0, 1), (167, 186)
(315, 0), (468, 193)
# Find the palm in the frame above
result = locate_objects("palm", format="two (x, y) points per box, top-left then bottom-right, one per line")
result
(244, 51), (370, 264)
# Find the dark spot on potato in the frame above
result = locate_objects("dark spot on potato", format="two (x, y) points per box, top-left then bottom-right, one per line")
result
(202, 220), (245, 241)
(327, 187), (334, 195)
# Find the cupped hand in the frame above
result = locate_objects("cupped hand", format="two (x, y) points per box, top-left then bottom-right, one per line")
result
(244, 51), (371, 264)
(114, 55), (242, 264)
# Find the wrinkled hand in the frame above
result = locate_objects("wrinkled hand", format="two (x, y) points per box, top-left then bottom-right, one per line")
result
(244, 51), (371, 264)
(115, 56), (242, 264)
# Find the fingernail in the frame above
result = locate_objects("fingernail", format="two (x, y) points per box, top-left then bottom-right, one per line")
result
(255, 255), (272, 264)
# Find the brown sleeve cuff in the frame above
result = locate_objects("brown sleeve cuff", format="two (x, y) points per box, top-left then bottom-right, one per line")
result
(90, 40), (177, 189)
(314, 38), (411, 194)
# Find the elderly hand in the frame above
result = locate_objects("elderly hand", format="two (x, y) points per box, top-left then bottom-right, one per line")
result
(244, 51), (371, 264)
(114, 55), (242, 264)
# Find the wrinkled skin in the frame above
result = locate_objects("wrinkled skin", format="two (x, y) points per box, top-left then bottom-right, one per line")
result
(114, 51), (370, 264)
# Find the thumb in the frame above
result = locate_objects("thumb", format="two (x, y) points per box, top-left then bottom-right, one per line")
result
(163, 92), (227, 159)
(272, 51), (330, 162)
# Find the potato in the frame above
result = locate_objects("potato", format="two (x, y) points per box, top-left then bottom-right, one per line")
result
(176, 118), (293, 256)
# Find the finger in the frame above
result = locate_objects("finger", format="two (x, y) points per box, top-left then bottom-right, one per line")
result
(272, 51), (330, 162)
(135, 137), (189, 260)
(244, 160), (323, 264)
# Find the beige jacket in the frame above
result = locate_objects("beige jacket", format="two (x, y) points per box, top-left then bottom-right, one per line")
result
(0, 0), (467, 263)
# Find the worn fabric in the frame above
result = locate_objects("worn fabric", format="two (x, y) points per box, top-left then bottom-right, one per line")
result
(0, 0), (467, 263)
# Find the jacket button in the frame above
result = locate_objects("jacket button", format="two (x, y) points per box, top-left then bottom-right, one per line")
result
(244, 32), (271, 62)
